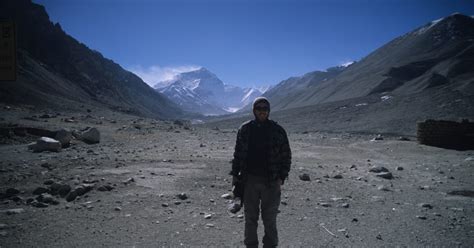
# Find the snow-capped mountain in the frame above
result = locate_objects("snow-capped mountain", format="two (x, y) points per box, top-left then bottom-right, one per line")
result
(155, 68), (267, 115)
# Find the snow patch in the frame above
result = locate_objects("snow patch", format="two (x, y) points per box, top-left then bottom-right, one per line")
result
(414, 17), (444, 35)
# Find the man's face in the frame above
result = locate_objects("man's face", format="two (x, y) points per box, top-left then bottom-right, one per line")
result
(253, 103), (269, 122)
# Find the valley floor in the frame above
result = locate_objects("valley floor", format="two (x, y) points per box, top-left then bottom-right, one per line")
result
(0, 108), (473, 247)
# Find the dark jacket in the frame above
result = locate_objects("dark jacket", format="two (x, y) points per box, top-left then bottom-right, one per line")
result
(230, 119), (291, 184)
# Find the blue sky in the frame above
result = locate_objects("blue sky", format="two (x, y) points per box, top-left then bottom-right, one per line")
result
(35, 0), (474, 88)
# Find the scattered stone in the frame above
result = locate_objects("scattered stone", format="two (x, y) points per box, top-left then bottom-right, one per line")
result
(333, 174), (343, 179)
(419, 185), (431, 190)
(464, 157), (473, 161)
(58, 184), (72, 197)
(204, 214), (212, 219)
(123, 178), (135, 184)
(81, 128), (100, 144)
(33, 187), (49, 195)
(396, 166), (404, 171)
(28, 137), (62, 152)
(447, 190), (474, 197)
(43, 179), (55, 185)
(161, 203), (169, 207)
(5, 188), (20, 197)
(376, 172), (393, 179)
(341, 203), (350, 208)
(54, 129), (72, 148)
(31, 200), (48, 208)
(371, 134), (383, 141)
(221, 193), (232, 200)
(65, 191), (78, 202)
(174, 201), (181, 205)
(369, 166), (389, 173)
(177, 193), (188, 200)
(114, 207), (122, 211)
(398, 137), (410, 141)
(299, 173), (311, 181)
(228, 201), (242, 213)
(40, 163), (54, 170)
(36, 193), (59, 205)
(97, 185), (114, 192)
(205, 223), (215, 228)
(376, 234), (382, 240)
(319, 202), (331, 207)
(416, 215), (427, 220)
(352, 218), (358, 222)
(350, 165), (357, 169)
(418, 203), (433, 209)
(237, 214), (244, 219)
(3, 208), (24, 215)
(377, 185), (391, 191)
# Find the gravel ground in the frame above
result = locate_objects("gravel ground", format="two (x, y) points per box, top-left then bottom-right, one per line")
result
(0, 107), (473, 247)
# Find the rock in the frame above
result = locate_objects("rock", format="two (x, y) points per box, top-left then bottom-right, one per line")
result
(377, 185), (391, 191)
(376, 172), (393, 179)
(29, 137), (62, 152)
(174, 201), (181, 205)
(36, 193), (59, 205)
(447, 190), (474, 197)
(114, 207), (122, 211)
(396, 166), (404, 171)
(221, 193), (232, 199)
(5, 188), (20, 197)
(237, 214), (244, 219)
(43, 179), (55, 185)
(398, 137), (410, 141)
(123, 178), (135, 184)
(204, 214), (212, 219)
(416, 215), (427, 220)
(97, 185), (114, 192)
(418, 203), (433, 209)
(49, 183), (63, 195)
(205, 223), (215, 228)
(341, 203), (350, 208)
(81, 128), (100, 144)
(371, 134), (383, 141)
(3, 208), (24, 215)
(333, 174), (343, 179)
(31, 201), (49, 208)
(369, 166), (389, 173)
(177, 193), (188, 200)
(228, 202), (242, 213)
(464, 157), (473, 161)
(319, 202), (331, 207)
(58, 184), (71, 197)
(161, 203), (169, 207)
(54, 129), (73, 148)
(33, 187), (49, 195)
(65, 191), (78, 202)
(40, 163), (54, 170)
(299, 173), (311, 181)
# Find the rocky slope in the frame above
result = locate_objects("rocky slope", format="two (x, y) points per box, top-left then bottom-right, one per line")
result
(0, 0), (186, 120)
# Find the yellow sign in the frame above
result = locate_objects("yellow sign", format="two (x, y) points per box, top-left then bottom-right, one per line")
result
(0, 21), (16, 81)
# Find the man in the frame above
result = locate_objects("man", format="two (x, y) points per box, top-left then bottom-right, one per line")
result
(230, 97), (291, 248)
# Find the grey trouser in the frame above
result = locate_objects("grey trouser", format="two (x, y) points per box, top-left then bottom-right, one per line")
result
(244, 174), (281, 248)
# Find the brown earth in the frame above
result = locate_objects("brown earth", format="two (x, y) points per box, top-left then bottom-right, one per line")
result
(0, 105), (473, 247)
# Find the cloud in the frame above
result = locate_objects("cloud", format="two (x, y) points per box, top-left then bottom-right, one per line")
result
(128, 64), (201, 88)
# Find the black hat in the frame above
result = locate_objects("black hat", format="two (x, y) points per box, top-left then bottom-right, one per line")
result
(253, 97), (270, 112)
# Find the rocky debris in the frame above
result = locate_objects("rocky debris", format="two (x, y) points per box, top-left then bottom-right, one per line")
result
(49, 183), (72, 197)
(333, 174), (343, 179)
(371, 134), (384, 141)
(36, 193), (59, 205)
(114, 207), (122, 211)
(2, 208), (24, 215)
(97, 185), (114, 192)
(416, 215), (427, 220)
(376, 172), (393, 179)
(398, 137), (410, 141)
(5, 188), (20, 197)
(465, 157), (473, 161)
(123, 178), (135, 184)
(341, 203), (350, 208)
(204, 214), (212, 219)
(40, 163), (54, 170)
(54, 129), (73, 148)
(161, 203), (169, 207)
(319, 202), (331, 207)
(43, 179), (55, 185)
(299, 173), (311, 181)
(28, 137), (62, 152)
(177, 193), (188, 200)
(396, 166), (404, 171)
(65, 184), (94, 202)
(31, 201), (48, 208)
(205, 223), (215, 228)
(369, 166), (389, 173)
(33, 187), (49, 195)
(447, 190), (474, 197)
(377, 185), (391, 191)
(81, 127), (100, 144)
(418, 203), (433, 209)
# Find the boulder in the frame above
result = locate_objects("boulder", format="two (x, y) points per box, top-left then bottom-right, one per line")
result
(299, 173), (311, 181)
(54, 129), (73, 148)
(376, 172), (393, 179)
(369, 166), (389, 173)
(28, 137), (62, 152)
(81, 128), (100, 144)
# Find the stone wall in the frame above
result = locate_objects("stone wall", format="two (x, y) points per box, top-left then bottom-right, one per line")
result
(417, 119), (474, 150)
